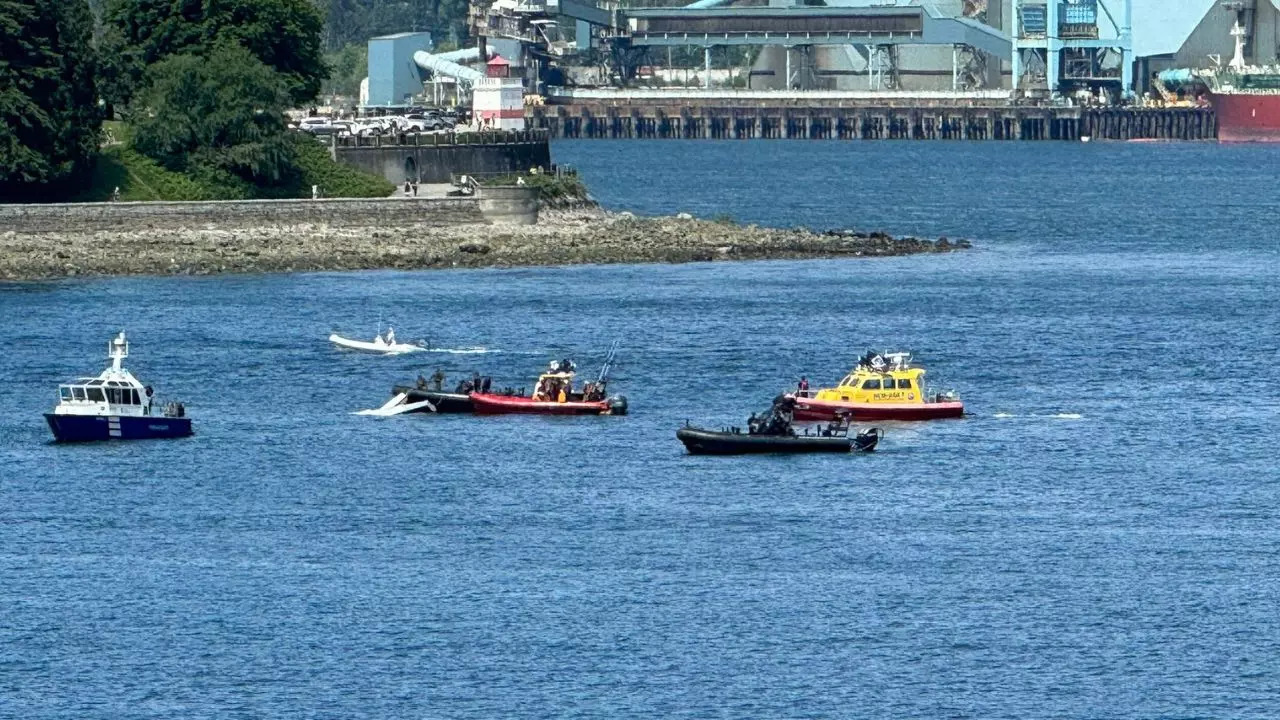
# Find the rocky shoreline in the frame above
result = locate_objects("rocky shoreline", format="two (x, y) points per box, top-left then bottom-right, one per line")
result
(0, 208), (970, 281)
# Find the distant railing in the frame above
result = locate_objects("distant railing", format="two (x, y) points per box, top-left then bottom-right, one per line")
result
(545, 87), (1013, 102)
(328, 128), (550, 149)
(449, 164), (577, 189)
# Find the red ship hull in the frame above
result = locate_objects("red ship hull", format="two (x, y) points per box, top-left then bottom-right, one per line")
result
(788, 395), (965, 422)
(469, 392), (615, 415)
(1209, 92), (1280, 142)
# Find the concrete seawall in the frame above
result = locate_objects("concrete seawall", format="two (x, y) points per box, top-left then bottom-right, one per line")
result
(477, 186), (540, 225)
(330, 131), (553, 184)
(0, 197), (488, 234)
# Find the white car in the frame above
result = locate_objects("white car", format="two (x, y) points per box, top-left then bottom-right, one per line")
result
(350, 119), (387, 137)
(398, 115), (432, 132)
(298, 117), (335, 134)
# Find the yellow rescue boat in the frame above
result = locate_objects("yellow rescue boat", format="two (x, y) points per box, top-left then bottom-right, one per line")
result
(788, 351), (963, 421)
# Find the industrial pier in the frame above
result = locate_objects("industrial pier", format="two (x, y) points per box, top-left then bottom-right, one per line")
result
(358, 0), (1244, 145)
(528, 103), (1216, 141)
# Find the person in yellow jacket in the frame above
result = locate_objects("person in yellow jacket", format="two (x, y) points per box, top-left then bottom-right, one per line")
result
(557, 386), (568, 403)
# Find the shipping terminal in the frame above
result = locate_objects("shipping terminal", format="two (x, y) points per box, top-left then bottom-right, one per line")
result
(343, 1), (1280, 142)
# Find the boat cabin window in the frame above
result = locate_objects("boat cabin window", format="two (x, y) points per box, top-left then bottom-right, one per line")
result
(72, 387), (86, 401)
(86, 387), (105, 403)
(59, 387), (72, 401)
(897, 379), (913, 389)
(105, 387), (137, 405)
(862, 379), (881, 390)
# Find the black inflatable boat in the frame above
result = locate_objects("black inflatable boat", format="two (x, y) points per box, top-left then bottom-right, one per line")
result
(677, 395), (880, 455)
(677, 425), (880, 455)
(391, 386), (474, 413)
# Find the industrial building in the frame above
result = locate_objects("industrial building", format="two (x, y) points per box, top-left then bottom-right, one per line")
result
(365, 32), (434, 107)
(364, 0), (1138, 112)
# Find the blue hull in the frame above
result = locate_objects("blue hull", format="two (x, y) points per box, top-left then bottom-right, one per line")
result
(45, 414), (193, 443)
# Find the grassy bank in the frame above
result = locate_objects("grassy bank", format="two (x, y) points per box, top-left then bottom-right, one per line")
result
(73, 123), (394, 202)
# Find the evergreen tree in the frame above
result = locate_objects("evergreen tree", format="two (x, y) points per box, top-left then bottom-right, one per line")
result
(0, 0), (101, 198)
(101, 0), (326, 108)
(322, 42), (368, 97)
(131, 44), (294, 184)
(317, 0), (462, 52)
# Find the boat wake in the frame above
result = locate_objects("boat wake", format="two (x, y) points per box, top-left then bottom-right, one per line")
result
(993, 412), (1084, 420)
(426, 346), (492, 355)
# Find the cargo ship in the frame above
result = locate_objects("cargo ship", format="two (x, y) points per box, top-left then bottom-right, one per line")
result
(1198, 17), (1280, 144)
(1162, 20), (1280, 142)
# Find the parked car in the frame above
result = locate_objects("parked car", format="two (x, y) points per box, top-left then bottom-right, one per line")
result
(298, 117), (337, 135)
(402, 114), (446, 131)
(425, 110), (455, 130)
(407, 115), (430, 131)
(350, 118), (388, 137)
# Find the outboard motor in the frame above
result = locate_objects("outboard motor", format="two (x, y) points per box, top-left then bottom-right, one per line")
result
(607, 395), (628, 416)
(853, 428), (881, 452)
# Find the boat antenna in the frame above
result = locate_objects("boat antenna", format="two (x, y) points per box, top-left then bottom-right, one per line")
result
(597, 339), (620, 385)
(108, 331), (129, 371)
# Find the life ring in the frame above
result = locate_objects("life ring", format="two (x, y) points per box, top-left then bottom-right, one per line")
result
(908, 393), (915, 400)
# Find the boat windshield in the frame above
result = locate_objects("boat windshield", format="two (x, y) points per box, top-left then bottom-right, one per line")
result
(61, 383), (136, 404)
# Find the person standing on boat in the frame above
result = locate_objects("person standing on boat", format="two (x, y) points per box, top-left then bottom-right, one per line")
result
(385, 327), (396, 345)
(430, 369), (445, 391)
(797, 376), (809, 395)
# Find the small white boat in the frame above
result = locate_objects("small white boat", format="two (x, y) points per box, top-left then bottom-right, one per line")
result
(328, 329), (425, 355)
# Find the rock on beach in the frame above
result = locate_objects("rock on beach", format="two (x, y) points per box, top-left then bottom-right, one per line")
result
(0, 208), (969, 282)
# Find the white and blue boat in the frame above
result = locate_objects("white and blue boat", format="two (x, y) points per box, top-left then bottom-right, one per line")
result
(45, 332), (193, 442)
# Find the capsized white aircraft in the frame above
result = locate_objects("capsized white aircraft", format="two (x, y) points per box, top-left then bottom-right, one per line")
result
(328, 328), (426, 355)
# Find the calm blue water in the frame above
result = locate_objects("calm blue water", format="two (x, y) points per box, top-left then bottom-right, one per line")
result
(2, 140), (1279, 718)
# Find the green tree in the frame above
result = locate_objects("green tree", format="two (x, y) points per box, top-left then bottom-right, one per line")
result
(322, 42), (367, 97)
(0, 0), (101, 198)
(131, 45), (294, 184)
(101, 0), (327, 108)
(316, 0), (460, 52)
